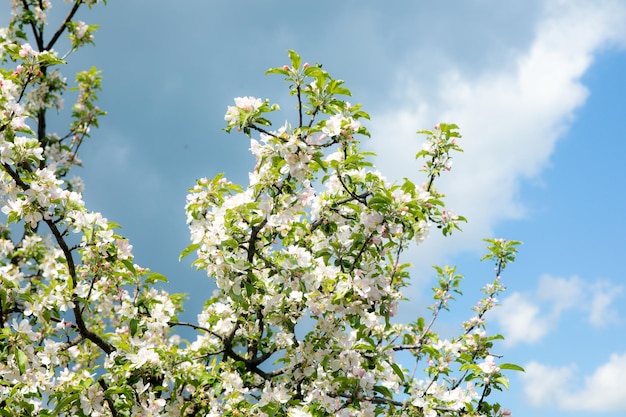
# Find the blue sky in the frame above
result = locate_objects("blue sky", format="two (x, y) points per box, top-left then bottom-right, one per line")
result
(3, 1), (626, 415)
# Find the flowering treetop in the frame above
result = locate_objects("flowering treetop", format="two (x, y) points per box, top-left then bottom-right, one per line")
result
(1, 2), (521, 417)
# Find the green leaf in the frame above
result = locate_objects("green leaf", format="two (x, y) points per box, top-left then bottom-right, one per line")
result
(122, 259), (136, 275)
(15, 348), (27, 375)
(145, 272), (168, 284)
(367, 194), (391, 209)
(390, 362), (405, 382)
(37, 52), (66, 66)
(493, 375), (510, 390)
(312, 153), (327, 172)
(353, 342), (375, 351)
(352, 109), (370, 120)
(417, 317), (425, 330)
(459, 363), (480, 372)
(129, 318), (139, 336)
(333, 86), (352, 96)
(4, 44), (20, 56)
(373, 385), (393, 398)
(179, 243), (199, 261)
(304, 66), (324, 77)
(52, 393), (79, 414)
(107, 221), (122, 230)
(499, 363), (525, 372)
(265, 67), (290, 76)
(287, 49), (301, 70)
(7, 212), (18, 224)
(244, 281), (254, 297)
(104, 385), (133, 396)
(84, 227), (93, 242)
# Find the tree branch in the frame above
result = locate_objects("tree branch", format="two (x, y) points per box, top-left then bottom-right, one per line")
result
(249, 123), (280, 139)
(45, 0), (82, 51)
(167, 320), (224, 341)
(20, 0), (44, 50)
(247, 218), (268, 263)
(98, 378), (119, 417)
(296, 83), (303, 129)
(1, 162), (115, 355)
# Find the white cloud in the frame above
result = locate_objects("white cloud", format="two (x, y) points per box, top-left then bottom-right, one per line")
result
(522, 361), (576, 407)
(368, 0), (626, 265)
(566, 352), (626, 412)
(588, 280), (624, 327)
(536, 275), (584, 314)
(492, 292), (550, 346)
(493, 274), (623, 347)
(522, 352), (626, 412)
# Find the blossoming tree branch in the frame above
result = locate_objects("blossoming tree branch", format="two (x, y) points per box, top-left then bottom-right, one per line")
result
(0, 1), (523, 416)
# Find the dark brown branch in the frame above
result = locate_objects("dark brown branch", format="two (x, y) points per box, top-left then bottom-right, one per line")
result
(334, 390), (462, 412)
(336, 190), (372, 206)
(98, 378), (119, 417)
(349, 231), (375, 273)
(217, 314), (282, 380)
(59, 334), (84, 351)
(223, 342), (276, 380)
(387, 235), (406, 288)
(307, 105), (320, 129)
(296, 83), (303, 129)
(248, 307), (264, 360)
(392, 342), (425, 353)
(37, 108), (47, 152)
(0, 297), (4, 329)
(43, 218), (76, 284)
(45, 0), (82, 51)
(337, 171), (371, 205)
(425, 156), (438, 193)
(249, 124), (280, 139)
(15, 72), (35, 105)
(20, 0), (44, 50)
(247, 218), (268, 263)
(167, 320), (224, 341)
(476, 381), (490, 413)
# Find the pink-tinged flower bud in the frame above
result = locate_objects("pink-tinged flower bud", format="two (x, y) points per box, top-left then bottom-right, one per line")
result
(283, 65), (290, 71)
(303, 62), (310, 69)
(19, 43), (35, 58)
